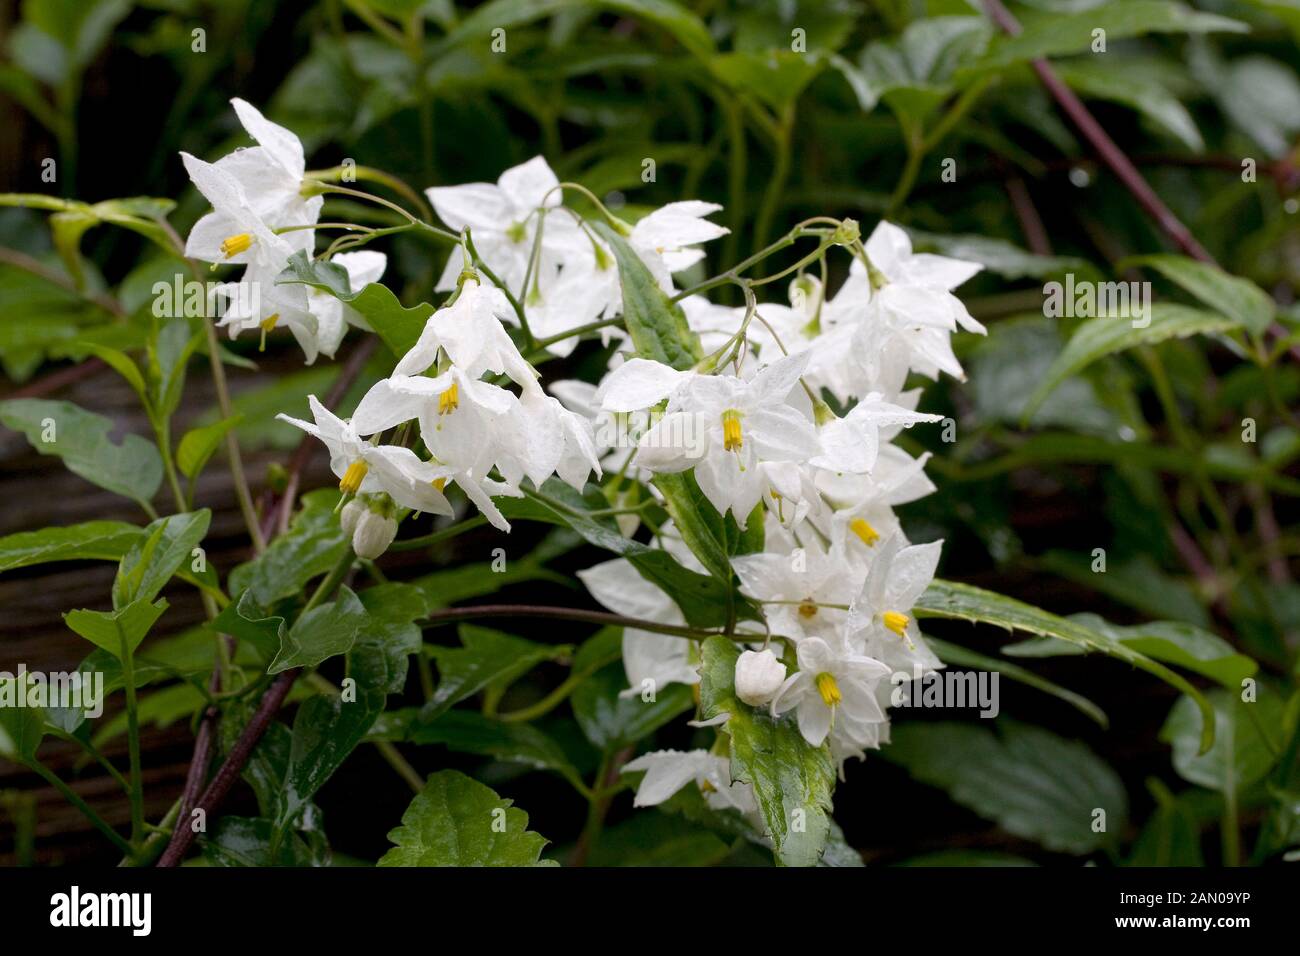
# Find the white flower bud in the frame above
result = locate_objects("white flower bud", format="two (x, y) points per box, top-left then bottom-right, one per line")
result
(735, 649), (786, 707)
(340, 498), (365, 537)
(352, 508), (398, 560)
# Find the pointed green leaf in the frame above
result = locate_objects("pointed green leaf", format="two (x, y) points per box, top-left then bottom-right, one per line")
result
(1023, 305), (1241, 423)
(268, 585), (367, 674)
(112, 510), (212, 609)
(422, 624), (568, 720)
(1126, 254), (1274, 335)
(64, 597), (168, 660)
(176, 415), (243, 480)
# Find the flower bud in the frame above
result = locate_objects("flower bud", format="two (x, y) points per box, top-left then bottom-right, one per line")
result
(735, 649), (787, 707)
(340, 498), (365, 537)
(352, 508), (398, 560)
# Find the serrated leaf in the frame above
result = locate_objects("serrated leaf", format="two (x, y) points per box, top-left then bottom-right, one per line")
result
(882, 720), (1128, 855)
(699, 636), (835, 867)
(916, 578), (1216, 751)
(379, 770), (555, 866)
(0, 398), (162, 508)
(1023, 305), (1241, 423)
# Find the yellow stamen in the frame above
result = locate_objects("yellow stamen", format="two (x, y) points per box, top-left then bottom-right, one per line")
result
(438, 382), (459, 416)
(259, 312), (280, 333)
(699, 778), (717, 794)
(339, 459), (369, 495)
(883, 611), (910, 638)
(431, 477), (448, 492)
(815, 672), (841, 708)
(798, 601), (818, 619)
(220, 233), (253, 258)
(722, 409), (743, 452)
(849, 517), (880, 547)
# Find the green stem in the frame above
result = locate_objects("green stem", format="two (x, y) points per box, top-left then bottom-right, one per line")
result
(389, 515), (487, 551)
(304, 548), (357, 615)
(753, 106), (794, 261)
(116, 618), (145, 847)
(32, 761), (134, 857)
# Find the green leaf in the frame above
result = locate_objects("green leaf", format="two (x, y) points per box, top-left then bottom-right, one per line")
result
(916, 579), (1217, 751)
(1022, 305), (1241, 423)
(278, 682), (386, 834)
(277, 251), (432, 357)
(926, 636), (1108, 727)
(78, 342), (148, 402)
(379, 769), (556, 866)
(433, 0), (716, 62)
(709, 51), (823, 113)
(0, 398), (162, 508)
(882, 720), (1128, 855)
(201, 816), (328, 867)
(268, 586), (367, 674)
(1125, 254), (1275, 336)
(1160, 689), (1285, 791)
(572, 628), (695, 750)
(850, 16), (992, 116)
(352, 582), (429, 694)
(974, 2), (1248, 72)
(1084, 616), (1257, 690)
(0, 671), (48, 761)
(369, 709), (583, 790)
(588, 810), (731, 866)
(591, 221), (703, 370)
(699, 635), (835, 867)
(422, 625), (568, 720)
(0, 520), (143, 572)
(1125, 778), (1204, 866)
(501, 480), (752, 629)
(1037, 551), (1211, 628)
(230, 489), (348, 606)
(112, 510), (212, 610)
(64, 597), (168, 660)
(176, 415), (243, 480)
(1055, 60), (1203, 152)
(908, 230), (1101, 282)
(211, 591), (287, 664)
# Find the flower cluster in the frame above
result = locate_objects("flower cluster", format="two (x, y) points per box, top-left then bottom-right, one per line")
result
(182, 104), (985, 817)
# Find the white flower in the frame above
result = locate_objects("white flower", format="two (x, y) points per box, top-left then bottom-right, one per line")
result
(577, 557), (697, 697)
(395, 277), (538, 392)
(862, 221), (985, 335)
(846, 533), (944, 672)
(731, 535), (863, 644)
(734, 649), (786, 706)
(621, 749), (756, 816)
(275, 396), (453, 516)
(770, 636), (891, 748)
(427, 156), (585, 294)
(813, 392), (942, 474)
(310, 250), (387, 359)
(635, 353), (821, 526)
